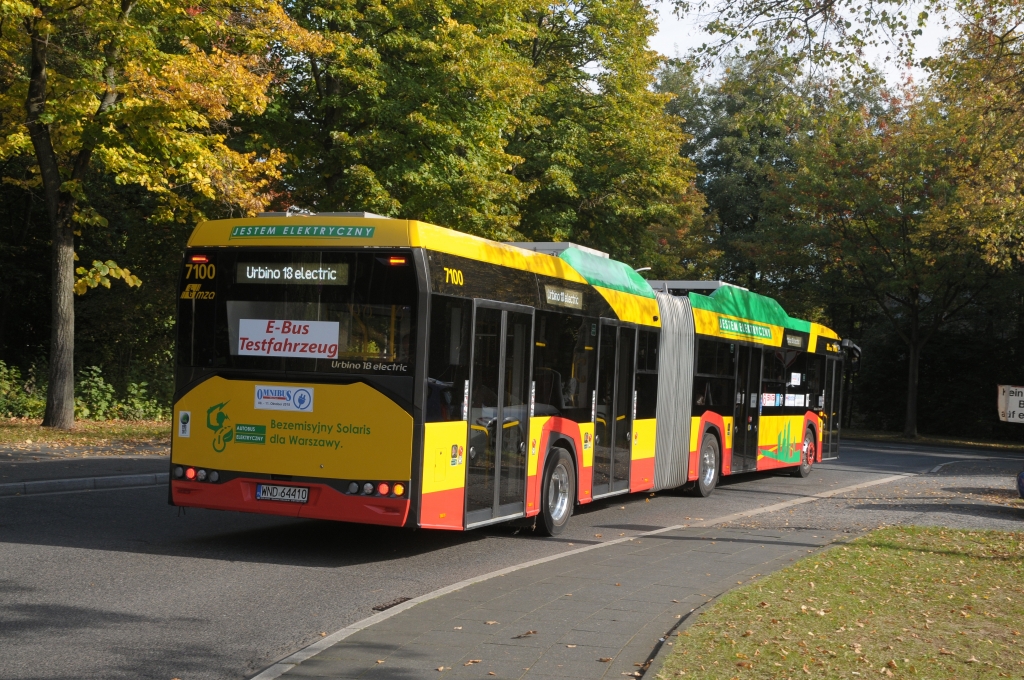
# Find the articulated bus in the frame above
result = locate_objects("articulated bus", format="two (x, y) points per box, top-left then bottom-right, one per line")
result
(170, 213), (856, 534)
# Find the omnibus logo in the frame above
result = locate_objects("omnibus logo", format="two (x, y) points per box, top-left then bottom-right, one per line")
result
(254, 385), (315, 412)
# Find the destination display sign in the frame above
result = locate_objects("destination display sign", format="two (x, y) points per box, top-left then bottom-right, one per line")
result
(544, 285), (584, 310)
(236, 263), (348, 285)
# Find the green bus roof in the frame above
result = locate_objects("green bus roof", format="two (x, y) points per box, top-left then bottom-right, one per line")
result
(688, 285), (812, 333)
(558, 247), (656, 299)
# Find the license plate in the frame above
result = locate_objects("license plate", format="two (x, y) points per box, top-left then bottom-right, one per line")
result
(255, 484), (309, 503)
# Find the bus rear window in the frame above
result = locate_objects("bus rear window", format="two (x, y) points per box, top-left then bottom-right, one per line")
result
(177, 250), (417, 376)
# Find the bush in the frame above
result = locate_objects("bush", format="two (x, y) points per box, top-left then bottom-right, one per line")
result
(0, 361), (46, 418)
(0, 361), (169, 421)
(75, 366), (169, 421)
(75, 365), (116, 419)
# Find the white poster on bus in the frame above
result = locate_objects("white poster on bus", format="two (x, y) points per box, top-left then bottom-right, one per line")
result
(237, 319), (339, 359)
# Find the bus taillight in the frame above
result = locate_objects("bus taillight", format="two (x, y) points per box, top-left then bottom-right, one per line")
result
(185, 467), (196, 480)
(189, 254), (209, 263)
(393, 483), (405, 497)
(388, 256), (407, 265)
(377, 482), (390, 496)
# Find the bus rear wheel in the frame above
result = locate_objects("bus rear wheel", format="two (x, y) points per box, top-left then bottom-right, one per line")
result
(539, 447), (574, 536)
(691, 434), (719, 497)
(792, 428), (815, 478)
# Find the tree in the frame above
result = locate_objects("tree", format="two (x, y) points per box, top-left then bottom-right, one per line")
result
(509, 0), (705, 272)
(789, 86), (997, 437)
(656, 54), (830, 309)
(0, 0), (313, 427)
(263, 0), (539, 239)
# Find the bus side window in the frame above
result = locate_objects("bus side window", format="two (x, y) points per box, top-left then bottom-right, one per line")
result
(427, 296), (471, 422)
(532, 311), (595, 422)
(692, 338), (735, 417)
(635, 329), (659, 419)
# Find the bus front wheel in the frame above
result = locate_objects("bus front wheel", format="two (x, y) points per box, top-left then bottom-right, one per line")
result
(692, 434), (719, 497)
(792, 428), (815, 478)
(539, 448), (574, 536)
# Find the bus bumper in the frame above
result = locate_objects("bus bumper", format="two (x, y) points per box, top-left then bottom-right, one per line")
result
(170, 478), (410, 526)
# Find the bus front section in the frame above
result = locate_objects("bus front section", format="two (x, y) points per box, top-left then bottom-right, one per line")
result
(170, 245), (422, 526)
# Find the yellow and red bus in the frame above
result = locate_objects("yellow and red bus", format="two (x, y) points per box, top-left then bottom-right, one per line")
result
(169, 213), (854, 533)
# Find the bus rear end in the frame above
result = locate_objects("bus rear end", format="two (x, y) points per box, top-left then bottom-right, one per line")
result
(170, 220), (423, 526)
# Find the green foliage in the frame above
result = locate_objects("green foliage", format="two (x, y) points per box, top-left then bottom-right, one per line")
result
(74, 365), (168, 421)
(74, 259), (142, 296)
(0, 362), (46, 419)
(74, 366), (116, 420)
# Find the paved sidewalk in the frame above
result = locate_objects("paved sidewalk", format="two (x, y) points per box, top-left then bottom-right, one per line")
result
(273, 526), (838, 679)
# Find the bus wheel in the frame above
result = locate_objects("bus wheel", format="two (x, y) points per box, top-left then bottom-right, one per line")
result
(539, 448), (574, 536)
(792, 428), (815, 478)
(692, 434), (719, 497)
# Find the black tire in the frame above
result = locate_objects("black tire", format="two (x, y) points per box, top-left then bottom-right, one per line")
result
(792, 427), (815, 477)
(691, 433), (719, 497)
(539, 447), (575, 536)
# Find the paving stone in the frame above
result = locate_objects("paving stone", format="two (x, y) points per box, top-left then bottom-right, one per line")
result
(278, 527), (839, 680)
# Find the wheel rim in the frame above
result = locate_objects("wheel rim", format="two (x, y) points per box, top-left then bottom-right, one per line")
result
(701, 443), (716, 486)
(547, 462), (571, 524)
(803, 432), (814, 467)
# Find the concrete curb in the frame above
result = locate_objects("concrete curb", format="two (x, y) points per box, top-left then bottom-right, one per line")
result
(250, 470), (913, 680)
(0, 472), (168, 497)
(927, 456), (1024, 473)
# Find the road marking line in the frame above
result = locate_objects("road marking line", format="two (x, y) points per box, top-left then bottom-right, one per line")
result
(248, 471), (913, 680)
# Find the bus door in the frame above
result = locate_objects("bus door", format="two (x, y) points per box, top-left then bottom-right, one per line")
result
(465, 301), (534, 527)
(821, 357), (842, 459)
(732, 345), (761, 471)
(592, 321), (636, 498)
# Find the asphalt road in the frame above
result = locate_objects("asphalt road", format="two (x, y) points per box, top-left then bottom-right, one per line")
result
(0, 440), (1020, 680)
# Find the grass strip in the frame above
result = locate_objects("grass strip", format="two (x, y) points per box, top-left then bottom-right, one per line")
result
(0, 418), (170, 447)
(657, 526), (1024, 679)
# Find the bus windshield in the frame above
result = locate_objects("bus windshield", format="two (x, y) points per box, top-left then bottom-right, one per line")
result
(177, 250), (417, 376)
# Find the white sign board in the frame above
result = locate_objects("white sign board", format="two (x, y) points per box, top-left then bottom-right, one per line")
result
(237, 319), (339, 359)
(997, 385), (1024, 423)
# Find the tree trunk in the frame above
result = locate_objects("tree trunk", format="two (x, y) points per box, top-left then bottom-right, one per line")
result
(902, 341), (921, 438)
(26, 18), (76, 429)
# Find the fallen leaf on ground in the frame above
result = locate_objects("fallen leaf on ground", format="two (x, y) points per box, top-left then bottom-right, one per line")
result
(512, 630), (537, 639)
(599, 657), (613, 662)
(464, 660), (482, 666)
(436, 667), (444, 672)
(489, 673), (496, 676)
(485, 621), (498, 625)
(319, 632), (327, 637)
(376, 660), (384, 664)
(454, 626), (462, 630)
(567, 644), (576, 648)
